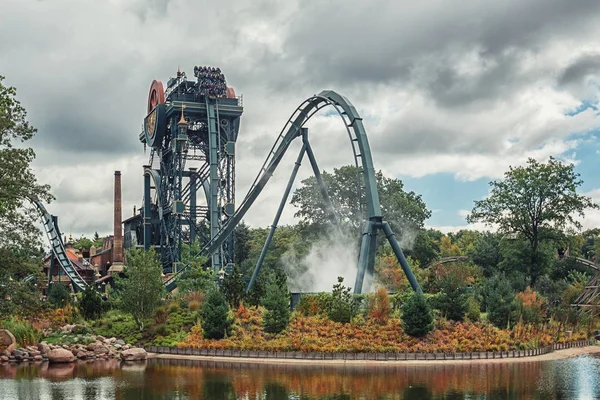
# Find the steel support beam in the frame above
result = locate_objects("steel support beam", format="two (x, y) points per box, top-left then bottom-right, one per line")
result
(207, 100), (221, 272)
(247, 140), (307, 293)
(143, 166), (152, 250)
(189, 167), (197, 244)
(303, 132), (338, 225)
(381, 221), (422, 294)
(354, 220), (376, 294)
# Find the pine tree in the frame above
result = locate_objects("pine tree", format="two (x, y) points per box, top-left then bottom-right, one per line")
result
(262, 272), (290, 334)
(201, 288), (232, 339)
(402, 292), (434, 337)
(486, 274), (516, 328)
(221, 264), (246, 308)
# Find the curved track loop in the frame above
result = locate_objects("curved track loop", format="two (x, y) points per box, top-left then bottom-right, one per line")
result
(34, 201), (88, 292)
(165, 90), (384, 288)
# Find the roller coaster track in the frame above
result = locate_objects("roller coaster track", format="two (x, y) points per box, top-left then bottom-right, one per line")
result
(164, 90), (421, 294)
(34, 201), (88, 292)
(425, 256), (470, 269)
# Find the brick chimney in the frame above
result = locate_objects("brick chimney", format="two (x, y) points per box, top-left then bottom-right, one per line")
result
(112, 171), (124, 268)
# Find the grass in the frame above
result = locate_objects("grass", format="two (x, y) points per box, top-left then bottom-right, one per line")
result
(1, 317), (41, 348)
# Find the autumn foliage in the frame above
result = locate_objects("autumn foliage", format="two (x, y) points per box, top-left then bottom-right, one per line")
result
(179, 306), (586, 353)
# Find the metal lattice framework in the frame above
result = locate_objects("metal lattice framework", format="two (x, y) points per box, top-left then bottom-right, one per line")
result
(133, 71), (242, 275)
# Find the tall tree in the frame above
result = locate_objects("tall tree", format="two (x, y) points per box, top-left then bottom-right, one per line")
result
(119, 248), (165, 330)
(468, 157), (597, 284)
(290, 165), (431, 238)
(221, 264), (246, 308)
(0, 76), (53, 316)
(262, 271), (290, 334)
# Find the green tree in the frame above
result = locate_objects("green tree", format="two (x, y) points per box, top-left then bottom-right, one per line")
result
(402, 292), (434, 337)
(0, 76), (53, 315)
(485, 274), (516, 329)
(438, 273), (468, 321)
(327, 276), (357, 323)
(119, 248), (165, 330)
(470, 232), (502, 277)
(407, 229), (442, 267)
(262, 271), (290, 333)
(48, 283), (71, 308)
(221, 264), (246, 308)
(74, 236), (93, 250)
(468, 157), (597, 284)
(201, 288), (232, 339)
(177, 266), (216, 294)
(290, 165), (431, 237)
(79, 284), (103, 320)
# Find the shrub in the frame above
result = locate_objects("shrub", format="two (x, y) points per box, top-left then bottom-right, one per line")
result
(188, 300), (201, 312)
(201, 288), (232, 339)
(48, 283), (71, 308)
(154, 306), (169, 325)
(327, 277), (357, 323)
(486, 274), (516, 329)
(262, 272), (290, 334)
(513, 287), (546, 325)
(367, 288), (391, 324)
(466, 295), (481, 322)
(295, 293), (330, 316)
(167, 302), (180, 313)
(402, 292), (434, 337)
(0, 317), (40, 347)
(79, 285), (104, 320)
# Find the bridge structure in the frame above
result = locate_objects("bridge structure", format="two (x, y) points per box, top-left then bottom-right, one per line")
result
(120, 66), (423, 295)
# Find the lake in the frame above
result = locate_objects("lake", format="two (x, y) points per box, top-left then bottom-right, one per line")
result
(0, 355), (599, 399)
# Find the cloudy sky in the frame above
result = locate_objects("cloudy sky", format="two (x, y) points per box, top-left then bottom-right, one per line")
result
(3, 0), (600, 239)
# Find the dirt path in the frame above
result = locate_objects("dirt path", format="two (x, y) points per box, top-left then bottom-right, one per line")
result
(148, 345), (600, 367)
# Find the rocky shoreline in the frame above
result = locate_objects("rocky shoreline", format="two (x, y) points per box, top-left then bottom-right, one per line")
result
(0, 327), (147, 364)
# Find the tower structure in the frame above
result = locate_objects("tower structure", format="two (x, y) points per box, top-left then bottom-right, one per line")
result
(131, 67), (242, 274)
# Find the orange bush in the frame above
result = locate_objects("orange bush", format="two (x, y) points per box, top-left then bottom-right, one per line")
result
(179, 310), (582, 353)
(367, 288), (391, 324)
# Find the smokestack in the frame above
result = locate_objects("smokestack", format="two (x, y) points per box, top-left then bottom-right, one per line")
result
(113, 171), (124, 264)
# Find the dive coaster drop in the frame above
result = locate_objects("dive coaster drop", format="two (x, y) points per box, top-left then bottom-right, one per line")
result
(138, 67), (423, 295)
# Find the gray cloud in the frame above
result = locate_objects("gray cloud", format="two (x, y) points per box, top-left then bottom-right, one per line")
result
(559, 54), (600, 87)
(2, 0), (600, 236)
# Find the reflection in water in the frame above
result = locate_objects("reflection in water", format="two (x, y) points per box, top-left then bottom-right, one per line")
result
(0, 355), (599, 399)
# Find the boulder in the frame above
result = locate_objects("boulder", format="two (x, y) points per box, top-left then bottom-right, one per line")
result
(87, 341), (104, 351)
(93, 346), (109, 355)
(0, 330), (17, 353)
(33, 355), (43, 361)
(0, 355), (8, 362)
(120, 348), (148, 361)
(48, 348), (75, 364)
(13, 349), (29, 361)
(76, 351), (88, 360)
(115, 339), (125, 346)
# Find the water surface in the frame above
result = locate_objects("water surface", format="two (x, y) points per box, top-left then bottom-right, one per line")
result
(1, 355), (599, 399)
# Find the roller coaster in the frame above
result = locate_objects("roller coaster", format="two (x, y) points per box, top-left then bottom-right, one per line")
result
(30, 65), (600, 308)
(112, 66), (421, 295)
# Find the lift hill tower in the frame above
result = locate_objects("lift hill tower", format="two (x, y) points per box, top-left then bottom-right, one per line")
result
(126, 67), (242, 274)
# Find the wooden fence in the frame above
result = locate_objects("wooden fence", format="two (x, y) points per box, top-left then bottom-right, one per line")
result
(144, 339), (592, 361)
